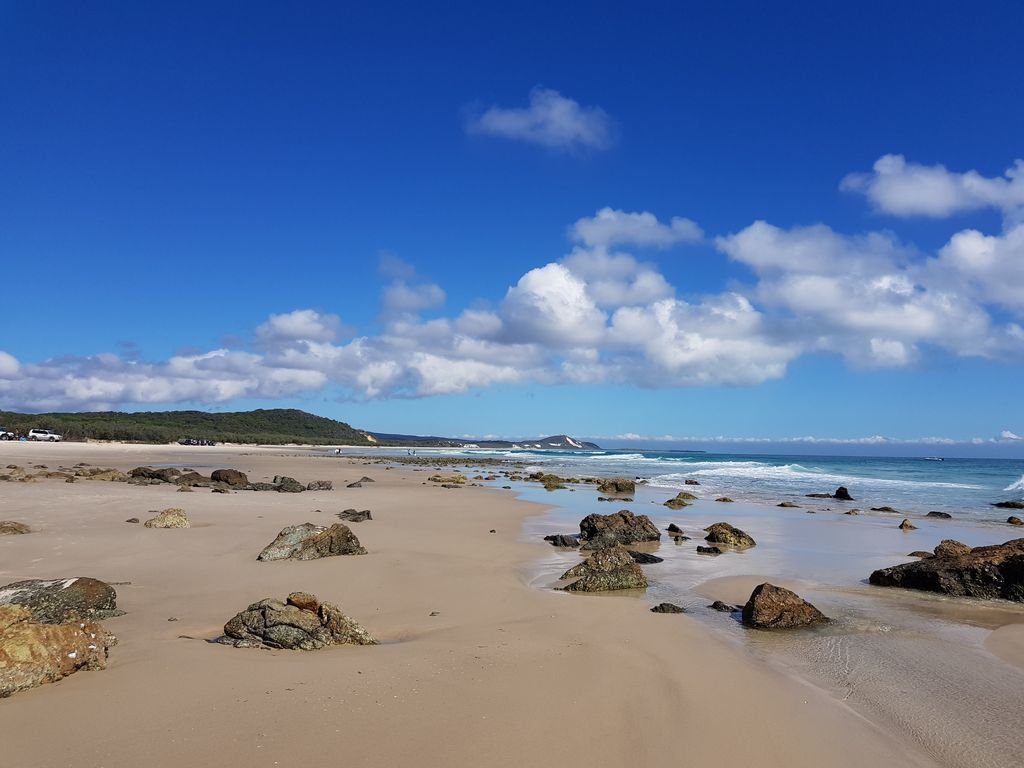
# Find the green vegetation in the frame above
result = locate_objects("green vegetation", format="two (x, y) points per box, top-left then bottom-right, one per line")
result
(0, 408), (372, 446)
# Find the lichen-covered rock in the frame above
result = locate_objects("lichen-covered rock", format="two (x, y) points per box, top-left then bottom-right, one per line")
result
(0, 605), (117, 698)
(560, 545), (648, 592)
(741, 583), (828, 629)
(933, 539), (971, 558)
(338, 509), (372, 522)
(306, 480), (333, 491)
(869, 538), (1024, 601)
(703, 522), (756, 548)
(257, 523), (366, 561)
(175, 471), (211, 486)
(0, 521), (31, 535)
(144, 508), (190, 528)
(210, 468), (248, 486)
(715, 497), (735, 503)
(0, 578), (121, 623)
(80, 468), (127, 482)
(597, 478), (635, 496)
(273, 475), (305, 493)
(128, 466), (181, 483)
(664, 492), (696, 509)
(696, 545), (722, 555)
(579, 509), (661, 549)
(219, 592), (376, 649)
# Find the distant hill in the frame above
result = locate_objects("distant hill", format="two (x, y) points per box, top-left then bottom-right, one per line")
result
(368, 432), (601, 450)
(0, 408), (373, 446)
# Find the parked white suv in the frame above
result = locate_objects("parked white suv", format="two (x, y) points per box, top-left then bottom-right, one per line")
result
(0, 428), (13, 441)
(28, 429), (62, 442)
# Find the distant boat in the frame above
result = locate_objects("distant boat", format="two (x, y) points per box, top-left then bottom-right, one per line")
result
(922, 456), (944, 461)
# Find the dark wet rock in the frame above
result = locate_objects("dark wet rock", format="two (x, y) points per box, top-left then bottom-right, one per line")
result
(709, 600), (739, 612)
(0, 577), (121, 623)
(306, 480), (333, 491)
(174, 471), (209, 486)
(899, 519), (917, 531)
(715, 497), (734, 503)
(869, 538), (1024, 601)
(338, 509), (372, 522)
(777, 501), (799, 508)
(597, 478), (635, 496)
(125, 517), (140, 524)
(844, 509), (860, 515)
(833, 486), (854, 501)
(993, 500), (1024, 509)
(806, 493), (831, 498)
(544, 534), (579, 548)
(128, 466), (181, 483)
(144, 508), (190, 528)
(684, 479), (700, 486)
(219, 592), (377, 649)
(650, 602), (685, 614)
(703, 522), (756, 548)
(907, 551), (933, 558)
(696, 545), (722, 555)
(0, 521), (31, 535)
(358, 476), (375, 483)
(1009, 516), (1023, 526)
(742, 583), (828, 629)
(274, 476), (305, 493)
(211, 469), (248, 486)
(872, 506), (900, 513)
(257, 523), (366, 561)
(627, 551), (664, 564)
(664, 491), (697, 509)
(347, 481), (363, 488)
(560, 545), (647, 592)
(666, 523), (684, 534)
(926, 511), (953, 519)
(246, 482), (278, 491)
(933, 539), (971, 558)
(0, 605), (117, 698)
(670, 534), (690, 543)
(579, 510), (661, 549)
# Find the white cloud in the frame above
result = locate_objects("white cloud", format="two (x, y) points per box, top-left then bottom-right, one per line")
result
(255, 309), (341, 343)
(841, 154), (1024, 219)
(501, 263), (607, 347)
(935, 223), (1024, 314)
(570, 207), (702, 249)
(383, 281), (446, 314)
(466, 87), (614, 151)
(1001, 430), (1023, 441)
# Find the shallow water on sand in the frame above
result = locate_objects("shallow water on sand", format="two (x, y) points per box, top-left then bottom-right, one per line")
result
(514, 481), (1024, 768)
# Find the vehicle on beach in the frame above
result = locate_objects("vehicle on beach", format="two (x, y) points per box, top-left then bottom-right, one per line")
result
(0, 428), (13, 440)
(27, 429), (62, 442)
(178, 437), (217, 446)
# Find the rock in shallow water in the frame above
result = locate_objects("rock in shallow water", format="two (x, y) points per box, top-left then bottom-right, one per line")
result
(560, 545), (647, 592)
(257, 523), (366, 561)
(703, 522), (756, 548)
(708, 600), (739, 612)
(0, 605), (117, 698)
(741, 583), (829, 629)
(219, 592), (376, 649)
(0, 577), (121, 623)
(543, 534), (579, 548)
(650, 602), (685, 613)
(579, 510), (661, 549)
(596, 478), (635, 496)
(869, 538), (1024, 601)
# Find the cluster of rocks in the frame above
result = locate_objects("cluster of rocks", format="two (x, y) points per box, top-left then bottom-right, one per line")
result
(870, 538), (1024, 601)
(663, 491), (697, 509)
(218, 592), (377, 649)
(123, 466), (335, 493)
(0, 577), (122, 697)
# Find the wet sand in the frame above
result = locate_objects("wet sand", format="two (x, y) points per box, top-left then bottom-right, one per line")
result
(0, 442), (939, 768)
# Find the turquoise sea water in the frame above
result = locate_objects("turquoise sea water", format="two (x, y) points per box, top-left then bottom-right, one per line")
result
(378, 448), (1024, 520)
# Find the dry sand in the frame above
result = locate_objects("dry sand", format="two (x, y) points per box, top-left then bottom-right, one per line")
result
(0, 442), (936, 767)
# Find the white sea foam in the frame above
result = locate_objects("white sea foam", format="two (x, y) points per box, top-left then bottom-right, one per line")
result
(648, 464), (983, 490)
(1004, 474), (1024, 493)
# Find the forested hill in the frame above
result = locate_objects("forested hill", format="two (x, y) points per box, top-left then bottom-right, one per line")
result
(0, 408), (373, 446)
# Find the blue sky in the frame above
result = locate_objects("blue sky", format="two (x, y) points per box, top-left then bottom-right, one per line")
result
(2, 1), (1024, 455)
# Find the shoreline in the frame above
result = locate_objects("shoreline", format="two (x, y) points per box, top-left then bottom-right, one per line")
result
(0, 442), (1004, 767)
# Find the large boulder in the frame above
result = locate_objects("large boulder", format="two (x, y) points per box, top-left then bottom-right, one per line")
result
(703, 522), (756, 548)
(560, 545), (648, 592)
(257, 523), (366, 561)
(144, 508), (190, 528)
(833, 486), (854, 501)
(0, 577), (121, 623)
(0, 605), (117, 698)
(0, 521), (31, 535)
(211, 468), (248, 486)
(596, 478), (635, 496)
(220, 592), (377, 649)
(579, 509), (661, 549)
(869, 538), (1024, 601)
(741, 583), (829, 629)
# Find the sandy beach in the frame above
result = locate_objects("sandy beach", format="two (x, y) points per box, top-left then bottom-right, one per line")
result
(0, 442), (950, 767)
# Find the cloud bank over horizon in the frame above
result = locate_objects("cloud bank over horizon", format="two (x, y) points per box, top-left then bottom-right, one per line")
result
(2, 156), (1023, 417)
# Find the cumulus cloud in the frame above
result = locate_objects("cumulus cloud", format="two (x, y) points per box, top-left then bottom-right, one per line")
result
(7, 165), (1024, 411)
(841, 154), (1024, 219)
(465, 87), (614, 151)
(1001, 430), (1023, 441)
(570, 207), (702, 249)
